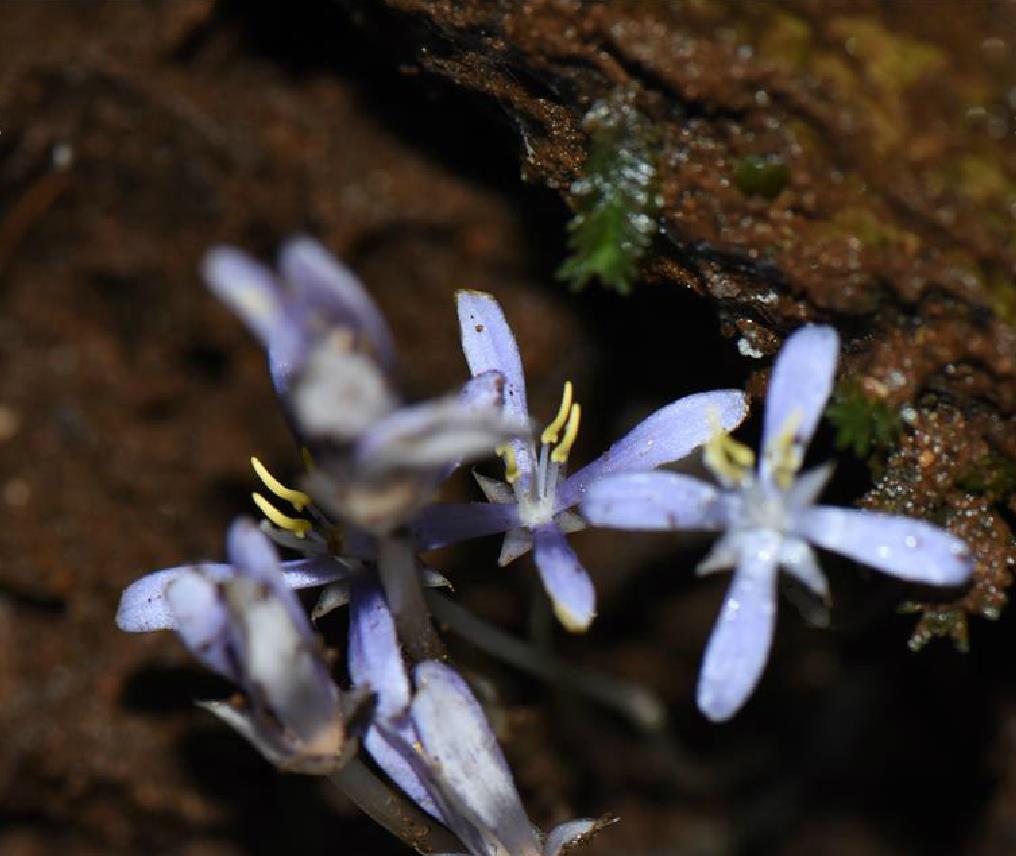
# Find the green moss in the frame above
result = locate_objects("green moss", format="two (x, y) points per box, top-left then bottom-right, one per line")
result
(557, 91), (659, 295)
(735, 155), (790, 199)
(825, 382), (901, 459)
(956, 451), (1016, 500)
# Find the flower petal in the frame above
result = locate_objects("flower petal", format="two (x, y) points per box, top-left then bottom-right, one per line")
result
(498, 527), (534, 566)
(278, 236), (397, 372)
(559, 390), (748, 507)
(544, 819), (600, 856)
(456, 290), (535, 489)
(411, 661), (541, 856)
(202, 246), (305, 389)
(794, 506), (973, 585)
(456, 290), (528, 423)
(224, 573), (343, 753)
(164, 569), (236, 679)
(348, 578), (410, 717)
(413, 502), (521, 551)
(116, 563), (232, 632)
(532, 524), (596, 632)
(696, 531), (780, 722)
(347, 579), (445, 820)
(580, 472), (730, 531)
(355, 395), (527, 473)
(227, 518), (309, 632)
(778, 537), (828, 600)
(116, 559), (340, 634)
(291, 340), (398, 442)
(759, 325), (839, 484)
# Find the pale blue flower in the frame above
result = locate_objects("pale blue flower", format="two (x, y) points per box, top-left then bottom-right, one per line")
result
(346, 577), (602, 855)
(581, 325), (973, 722)
(414, 290), (748, 632)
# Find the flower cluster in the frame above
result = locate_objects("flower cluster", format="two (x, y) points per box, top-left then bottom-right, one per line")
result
(116, 237), (972, 853)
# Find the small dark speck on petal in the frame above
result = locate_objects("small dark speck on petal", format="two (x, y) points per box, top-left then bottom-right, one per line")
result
(475, 324), (484, 332)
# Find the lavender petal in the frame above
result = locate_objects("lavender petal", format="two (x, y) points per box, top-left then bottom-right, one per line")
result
(348, 578), (410, 717)
(354, 394), (527, 473)
(532, 524), (596, 632)
(116, 563), (232, 632)
(413, 502), (521, 551)
(794, 506), (973, 585)
(560, 389), (748, 507)
(759, 325), (839, 484)
(202, 246), (305, 389)
(456, 290), (535, 490)
(696, 531), (780, 722)
(164, 570), (235, 679)
(278, 236), (396, 372)
(498, 527), (534, 566)
(411, 661), (542, 856)
(580, 472), (730, 531)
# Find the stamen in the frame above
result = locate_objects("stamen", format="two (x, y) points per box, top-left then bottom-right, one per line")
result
(251, 456), (311, 511)
(252, 492), (312, 538)
(703, 409), (754, 485)
(766, 410), (804, 489)
(541, 381), (574, 445)
(301, 447), (315, 472)
(550, 403), (581, 464)
(496, 443), (520, 484)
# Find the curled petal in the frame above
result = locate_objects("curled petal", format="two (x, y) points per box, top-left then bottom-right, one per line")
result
(580, 472), (731, 531)
(760, 325), (839, 484)
(116, 563), (232, 632)
(794, 506), (973, 585)
(533, 524), (596, 632)
(355, 395), (527, 473)
(456, 290), (535, 490)
(164, 570), (235, 679)
(116, 559), (341, 634)
(560, 390), (748, 507)
(278, 236), (396, 372)
(227, 518), (309, 633)
(697, 531), (780, 722)
(411, 661), (542, 856)
(458, 370), (507, 411)
(413, 502), (521, 551)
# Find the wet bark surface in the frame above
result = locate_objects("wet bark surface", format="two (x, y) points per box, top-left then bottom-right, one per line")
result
(2, 2), (1016, 853)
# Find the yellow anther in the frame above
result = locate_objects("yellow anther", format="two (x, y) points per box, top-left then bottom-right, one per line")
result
(703, 408), (754, 485)
(551, 403), (581, 464)
(252, 492), (312, 538)
(497, 443), (520, 484)
(766, 410), (803, 489)
(301, 447), (315, 472)
(541, 381), (574, 445)
(251, 456), (311, 511)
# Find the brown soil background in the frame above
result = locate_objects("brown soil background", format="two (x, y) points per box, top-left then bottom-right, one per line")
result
(3, 2), (1016, 854)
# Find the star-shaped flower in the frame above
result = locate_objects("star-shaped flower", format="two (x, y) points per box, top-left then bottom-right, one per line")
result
(414, 290), (748, 632)
(581, 325), (973, 721)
